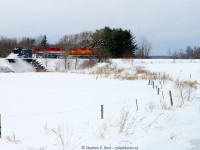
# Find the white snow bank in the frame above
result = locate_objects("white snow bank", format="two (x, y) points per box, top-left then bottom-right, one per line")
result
(0, 58), (13, 73)
(9, 59), (36, 72)
(6, 53), (19, 59)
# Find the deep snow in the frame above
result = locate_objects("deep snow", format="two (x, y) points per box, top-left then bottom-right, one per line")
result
(0, 58), (200, 150)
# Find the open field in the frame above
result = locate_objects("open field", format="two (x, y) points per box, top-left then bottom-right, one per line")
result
(0, 59), (200, 150)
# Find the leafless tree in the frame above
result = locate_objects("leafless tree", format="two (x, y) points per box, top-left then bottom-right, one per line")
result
(57, 31), (93, 49)
(136, 36), (152, 58)
(90, 29), (111, 59)
(0, 36), (17, 57)
(34, 35), (45, 47)
(18, 37), (35, 49)
(171, 46), (200, 59)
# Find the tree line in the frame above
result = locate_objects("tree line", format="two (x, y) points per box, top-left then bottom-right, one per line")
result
(56, 26), (138, 58)
(171, 46), (200, 59)
(0, 35), (48, 58)
(0, 26), (153, 58)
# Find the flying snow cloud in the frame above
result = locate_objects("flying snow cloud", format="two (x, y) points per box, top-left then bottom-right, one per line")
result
(0, 0), (200, 55)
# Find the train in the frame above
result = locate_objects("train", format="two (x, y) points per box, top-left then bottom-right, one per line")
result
(32, 47), (65, 58)
(10, 47), (99, 59)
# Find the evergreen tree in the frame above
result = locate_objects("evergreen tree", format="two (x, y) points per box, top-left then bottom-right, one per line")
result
(102, 27), (137, 58)
(40, 35), (48, 49)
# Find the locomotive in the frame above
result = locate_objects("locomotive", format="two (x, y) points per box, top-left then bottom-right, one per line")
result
(33, 47), (65, 58)
(11, 47), (33, 58)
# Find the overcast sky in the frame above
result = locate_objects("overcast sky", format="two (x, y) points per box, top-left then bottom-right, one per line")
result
(0, 0), (200, 55)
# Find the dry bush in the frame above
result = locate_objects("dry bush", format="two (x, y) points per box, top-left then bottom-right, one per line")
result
(93, 65), (156, 81)
(175, 79), (198, 104)
(95, 122), (108, 139)
(86, 62), (174, 82)
(145, 102), (159, 112)
(121, 75), (138, 81)
(79, 59), (97, 69)
(115, 68), (125, 75)
(114, 74), (122, 80)
(135, 66), (158, 80)
(44, 124), (81, 150)
(118, 104), (131, 134)
(95, 104), (144, 138)
(44, 125), (64, 148)
(117, 104), (145, 136)
(5, 132), (22, 144)
(90, 64), (125, 78)
(160, 101), (172, 111)
(183, 80), (198, 88)
(159, 73), (173, 81)
(135, 66), (148, 74)
(143, 113), (164, 132)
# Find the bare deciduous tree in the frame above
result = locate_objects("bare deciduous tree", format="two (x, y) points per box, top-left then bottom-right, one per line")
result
(0, 36), (17, 57)
(57, 31), (93, 49)
(18, 37), (35, 49)
(136, 36), (152, 58)
(171, 46), (200, 59)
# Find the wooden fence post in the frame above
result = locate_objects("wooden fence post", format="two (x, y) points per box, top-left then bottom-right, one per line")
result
(169, 91), (173, 106)
(148, 80), (150, 85)
(101, 105), (104, 119)
(158, 88), (160, 95)
(162, 91), (164, 99)
(0, 114), (1, 138)
(153, 81), (154, 89)
(136, 99), (138, 112)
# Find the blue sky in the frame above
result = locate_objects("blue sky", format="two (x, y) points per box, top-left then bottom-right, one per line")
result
(0, 0), (200, 55)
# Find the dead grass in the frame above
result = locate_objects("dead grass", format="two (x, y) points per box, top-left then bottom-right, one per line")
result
(145, 102), (160, 112)
(174, 79), (199, 104)
(90, 64), (161, 81)
(135, 66), (149, 74)
(159, 73), (173, 81)
(160, 102), (172, 111)
(5, 132), (22, 144)
(183, 80), (198, 88)
(95, 122), (108, 139)
(77, 61), (174, 82)
(79, 59), (97, 69)
(121, 75), (139, 80)
(44, 124), (81, 150)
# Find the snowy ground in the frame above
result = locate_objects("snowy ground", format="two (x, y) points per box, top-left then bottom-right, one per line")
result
(0, 58), (200, 150)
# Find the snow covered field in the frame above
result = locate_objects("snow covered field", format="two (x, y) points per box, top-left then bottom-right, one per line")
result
(0, 58), (200, 150)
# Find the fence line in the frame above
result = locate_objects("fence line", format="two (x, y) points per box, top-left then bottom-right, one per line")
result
(2, 95), (160, 119)
(1, 101), (131, 119)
